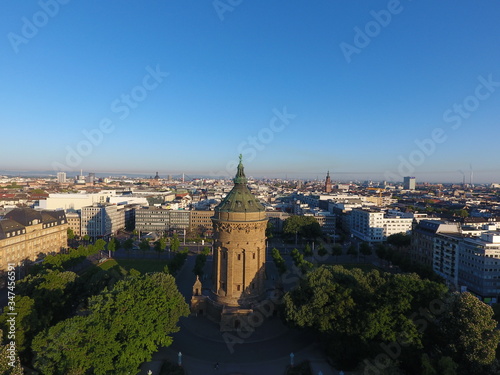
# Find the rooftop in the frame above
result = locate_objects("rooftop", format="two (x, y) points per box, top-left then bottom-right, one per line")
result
(215, 156), (265, 213)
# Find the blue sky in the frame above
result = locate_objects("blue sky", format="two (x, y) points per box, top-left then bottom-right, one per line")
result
(1, 1), (500, 183)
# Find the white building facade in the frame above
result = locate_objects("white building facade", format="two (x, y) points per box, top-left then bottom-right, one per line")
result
(81, 204), (125, 238)
(350, 209), (413, 242)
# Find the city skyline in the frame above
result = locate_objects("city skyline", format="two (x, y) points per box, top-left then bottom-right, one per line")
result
(2, 1), (500, 183)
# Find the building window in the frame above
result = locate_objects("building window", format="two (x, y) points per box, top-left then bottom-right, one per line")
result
(237, 285), (241, 291)
(253, 253), (256, 259)
(237, 254), (241, 260)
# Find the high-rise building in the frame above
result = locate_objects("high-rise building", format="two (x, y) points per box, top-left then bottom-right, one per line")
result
(403, 176), (416, 190)
(191, 157), (269, 330)
(86, 173), (96, 184)
(325, 171), (332, 193)
(57, 172), (67, 184)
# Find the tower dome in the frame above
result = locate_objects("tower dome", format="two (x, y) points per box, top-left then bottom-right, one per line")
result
(215, 155), (265, 213)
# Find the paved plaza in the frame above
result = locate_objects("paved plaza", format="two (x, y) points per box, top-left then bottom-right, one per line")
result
(145, 254), (345, 375)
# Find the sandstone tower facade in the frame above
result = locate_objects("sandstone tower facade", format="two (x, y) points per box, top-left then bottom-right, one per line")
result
(190, 156), (269, 329)
(211, 158), (267, 307)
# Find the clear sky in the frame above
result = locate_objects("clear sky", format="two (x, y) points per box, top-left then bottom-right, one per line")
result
(1, 1), (500, 183)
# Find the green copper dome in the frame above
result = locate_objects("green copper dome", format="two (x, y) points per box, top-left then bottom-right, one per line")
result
(215, 155), (265, 213)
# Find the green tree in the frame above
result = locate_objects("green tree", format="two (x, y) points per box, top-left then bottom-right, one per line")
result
(331, 244), (343, 258)
(167, 250), (188, 276)
(271, 248), (287, 275)
(359, 242), (372, 258)
(421, 354), (437, 375)
(123, 238), (134, 258)
(94, 238), (106, 252)
(437, 357), (458, 375)
(283, 265), (448, 369)
(266, 221), (274, 239)
(387, 233), (411, 248)
(0, 329), (23, 375)
(317, 243), (328, 257)
(171, 233), (180, 252)
(139, 238), (150, 256)
(154, 237), (167, 258)
(0, 271), (80, 362)
(67, 227), (75, 240)
(283, 215), (322, 241)
(32, 273), (189, 375)
(346, 244), (357, 258)
(437, 292), (500, 371)
(291, 248), (313, 275)
(107, 238), (116, 258)
(0, 296), (40, 355)
(201, 246), (211, 256)
(304, 243), (313, 257)
(291, 248), (303, 268)
(193, 253), (207, 277)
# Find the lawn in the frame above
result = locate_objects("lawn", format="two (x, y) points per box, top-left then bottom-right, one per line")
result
(99, 259), (169, 274)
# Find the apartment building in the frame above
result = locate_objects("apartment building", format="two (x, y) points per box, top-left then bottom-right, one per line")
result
(459, 232), (500, 302)
(412, 220), (461, 268)
(65, 211), (81, 237)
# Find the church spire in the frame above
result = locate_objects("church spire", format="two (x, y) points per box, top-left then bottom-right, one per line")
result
(233, 154), (248, 184)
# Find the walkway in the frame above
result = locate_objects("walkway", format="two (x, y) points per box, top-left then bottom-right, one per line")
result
(146, 254), (340, 375)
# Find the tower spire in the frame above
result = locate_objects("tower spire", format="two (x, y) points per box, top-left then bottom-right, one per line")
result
(325, 170), (332, 193)
(234, 154), (247, 184)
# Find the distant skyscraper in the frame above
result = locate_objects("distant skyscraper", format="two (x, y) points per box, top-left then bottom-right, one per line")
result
(86, 173), (96, 184)
(57, 172), (66, 183)
(404, 176), (416, 190)
(325, 171), (332, 193)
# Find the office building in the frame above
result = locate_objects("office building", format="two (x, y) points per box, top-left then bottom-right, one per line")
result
(0, 208), (67, 284)
(403, 176), (416, 190)
(81, 204), (124, 238)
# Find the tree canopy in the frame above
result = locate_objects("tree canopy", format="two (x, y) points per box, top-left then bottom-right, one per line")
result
(283, 265), (448, 370)
(387, 233), (411, 247)
(283, 215), (322, 240)
(32, 272), (189, 374)
(282, 265), (500, 374)
(437, 292), (500, 372)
